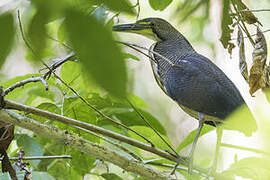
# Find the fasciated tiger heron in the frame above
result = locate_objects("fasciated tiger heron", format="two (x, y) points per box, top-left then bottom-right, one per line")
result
(113, 18), (256, 175)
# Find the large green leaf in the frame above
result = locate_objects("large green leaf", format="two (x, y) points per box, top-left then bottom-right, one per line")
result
(64, 9), (127, 98)
(176, 124), (215, 152)
(28, 7), (49, 57)
(148, 0), (172, 11)
(220, 0), (233, 49)
(0, 13), (15, 68)
(218, 157), (270, 180)
(92, 0), (135, 15)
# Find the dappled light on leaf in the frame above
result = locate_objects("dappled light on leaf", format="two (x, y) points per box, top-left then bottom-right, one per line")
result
(223, 105), (257, 137)
(218, 157), (270, 180)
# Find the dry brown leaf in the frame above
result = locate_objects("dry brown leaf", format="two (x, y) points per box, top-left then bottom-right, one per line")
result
(237, 28), (249, 83)
(262, 66), (270, 103)
(249, 27), (268, 96)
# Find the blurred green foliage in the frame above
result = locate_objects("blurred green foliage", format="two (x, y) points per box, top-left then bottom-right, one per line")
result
(0, 0), (269, 179)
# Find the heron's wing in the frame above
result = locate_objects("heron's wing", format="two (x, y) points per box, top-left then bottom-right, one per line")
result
(164, 54), (244, 119)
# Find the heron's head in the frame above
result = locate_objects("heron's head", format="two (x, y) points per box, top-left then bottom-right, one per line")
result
(113, 18), (180, 41)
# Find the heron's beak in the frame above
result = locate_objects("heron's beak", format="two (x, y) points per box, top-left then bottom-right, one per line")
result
(113, 22), (152, 32)
(113, 22), (159, 41)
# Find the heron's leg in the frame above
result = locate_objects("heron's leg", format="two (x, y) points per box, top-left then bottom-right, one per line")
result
(210, 127), (223, 175)
(188, 112), (204, 176)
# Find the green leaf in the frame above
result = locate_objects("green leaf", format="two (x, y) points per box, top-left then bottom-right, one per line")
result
(92, 0), (135, 15)
(60, 61), (82, 87)
(123, 53), (140, 61)
(223, 105), (257, 137)
(128, 126), (171, 150)
(28, 7), (49, 57)
(148, 0), (172, 11)
(113, 109), (167, 135)
(218, 157), (270, 180)
(70, 149), (96, 176)
(91, 6), (108, 24)
(16, 134), (44, 166)
(63, 96), (97, 124)
(220, 0), (233, 48)
(47, 159), (82, 180)
(176, 124), (215, 152)
(32, 172), (55, 180)
(64, 9), (127, 98)
(0, 13), (15, 68)
(101, 173), (123, 180)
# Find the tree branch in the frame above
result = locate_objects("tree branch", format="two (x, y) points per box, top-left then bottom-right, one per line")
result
(1, 155), (72, 161)
(4, 99), (185, 164)
(0, 109), (168, 180)
(2, 77), (48, 96)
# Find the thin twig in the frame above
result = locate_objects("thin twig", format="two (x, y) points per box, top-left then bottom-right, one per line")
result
(126, 98), (179, 158)
(221, 143), (270, 156)
(134, 0), (141, 20)
(240, 9), (270, 13)
(231, 2), (255, 46)
(145, 161), (208, 177)
(116, 41), (182, 68)
(47, 34), (73, 50)
(2, 77), (48, 96)
(43, 52), (76, 80)
(232, 28), (270, 40)
(1, 155), (72, 161)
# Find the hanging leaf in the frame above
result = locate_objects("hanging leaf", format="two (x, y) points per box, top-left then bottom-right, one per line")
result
(27, 5), (50, 58)
(0, 13), (15, 68)
(220, 0), (234, 49)
(233, 0), (262, 26)
(218, 157), (270, 180)
(91, 0), (135, 15)
(148, 0), (173, 11)
(64, 9), (127, 98)
(263, 66), (270, 103)
(237, 28), (249, 83)
(249, 27), (267, 96)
